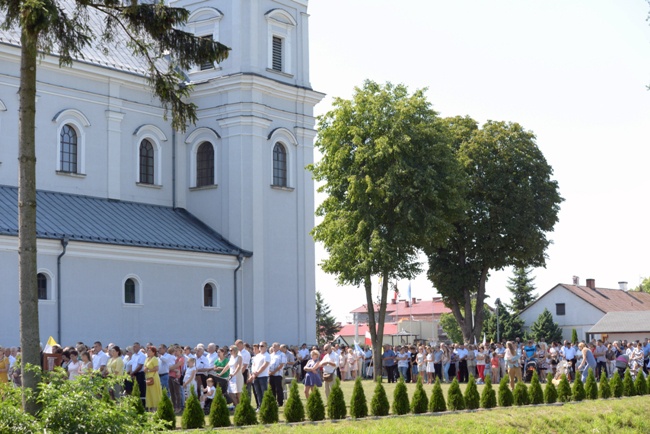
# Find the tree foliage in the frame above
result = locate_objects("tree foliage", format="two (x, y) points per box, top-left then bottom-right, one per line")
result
(327, 379), (347, 420)
(507, 267), (538, 312)
(497, 376), (513, 407)
(181, 385), (205, 430)
(154, 392), (175, 430)
(233, 388), (257, 427)
(610, 371), (623, 398)
(572, 375), (586, 402)
(392, 377), (410, 415)
(464, 375), (480, 410)
(557, 374), (572, 402)
(306, 387), (325, 422)
(350, 377), (368, 418)
(622, 368), (636, 397)
(283, 380), (305, 423)
(370, 380), (390, 416)
(480, 375), (497, 408)
(528, 371), (544, 405)
(258, 386), (279, 424)
(544, 373), (557, 404)
(447, 378), (465, 411)
(529, 308), (563, 343)
(429, 378), (447, 412)
(635, 369), (647, 396)
(411, 376), (429, 414)
(208, 390), (231, 428)
(513, 381), (530, 406)
(598, 372), (611, 399)
(315, 291), (340, 345)
(440, 313), (464, 344)
(632, 276), (650, 293)
(483, 304), (525, 343)
(584, 368), (598, 400)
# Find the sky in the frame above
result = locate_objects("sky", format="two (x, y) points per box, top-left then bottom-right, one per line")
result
(307, 0), (650, 323)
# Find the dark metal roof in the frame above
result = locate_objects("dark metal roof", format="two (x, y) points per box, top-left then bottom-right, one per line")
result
(0, 185), (251, 257)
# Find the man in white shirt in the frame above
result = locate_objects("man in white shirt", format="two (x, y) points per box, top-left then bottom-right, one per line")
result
(455, 343), (469, 383)
(562, 341), (577, 380)
(91, 341), (109, 375)
(236, 340), (252, 397)
(269, 342), (287, 406)
(130, 342), (146, 402)
(298, 343), (310, 380)
(158, 343), (176, 395)
(205, 343), (219, 386)
(320, 344), (338, 398)
(248, 341), (271, 410)
(194, 345), (209, 398)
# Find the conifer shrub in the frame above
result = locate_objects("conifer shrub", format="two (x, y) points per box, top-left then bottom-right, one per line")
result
(622, 368), (636, 397)
(350, 377), (368, 418)
(598, 372), (611, 399)
(284, 379), (305, 423)
(429, 378), (447, 413)
(411, 376), (429, 414)
(635, 370), (647, 396)
(392, 377), (410, 415)
(233, 385), (258, 426)
(647, 372), (650, 396)
(572, 375), (586, 402)
(327, 379), (347, 420)
(584, 368), (598, 400)
(154, 391), (176, 430)
(610, 371), (623, 398)
(447, 378), (465, 411)
(181, 385), (205, 430)
(497, 376), (513, 407)
(259, 386), (279, 424)
(528, 371), (544, 405)
(480, 375), (497, 409)
(464, 375), (480, 410)
(544, 373), (557, 404)
(370, 381), (390, 416)
(557, 374), (572, 402)
(131, 381), (145, 415)
(306, 387), (325, 421)
(513, 381), (530, 406)
(208, 389), (231, 428)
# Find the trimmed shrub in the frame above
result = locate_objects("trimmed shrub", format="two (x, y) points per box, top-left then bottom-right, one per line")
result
(635, 370), (647, 396)
(411, 376), (429, 414)
(0, 403), (42, 434)
(513, 381), (530, 406)
(572, 375), (586, 402)
(622, 368), (636, 397)
(610, 371), (623, 398)
(528, 371), (544, 405)
(497, 376), (513, 407)
(370, 381), (390, 416)
(284, 380), (305, 423)
(208, 389), (231, 428)
(429, 378), (447, 412)
(447, 378), (465, 411)
(647, 371), (650, 395)
(131, 381), (145, 415)
(584, 368), (598, 400)
(464, 375), (480, 410)
(350, 377), (368, 418)
(233, 385), (257, 426)
(571, 329), (578, 344)
(544, 373), (557, 404)
(598, 372), (611, 399)
(557, 374), (572, 402)
(327, 379), (347, 420)
(392, 377), (410, 415)
(259, 386), (279, 424)
(154, 391), (175, 430)
(181, 385), (205, 430)
(306, 387), (325, 422)
(480, 375), (497, 409)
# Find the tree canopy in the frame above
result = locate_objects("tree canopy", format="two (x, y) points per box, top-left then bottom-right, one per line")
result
(529, 308), (564, 343)
(507, 267), (538, 312)
(316, 291), (340, 345)
(632, 277), (650, 293)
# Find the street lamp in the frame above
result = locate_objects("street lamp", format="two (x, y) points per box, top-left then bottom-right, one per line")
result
(495, 298), (501, 343)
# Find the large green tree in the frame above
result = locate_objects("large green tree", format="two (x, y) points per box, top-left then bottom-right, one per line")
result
(426, 117), (562, 343)
(529, 308), (563, 343)
(315, 291), (340, 345)
(482, 305), (525, 343)
(507, 267), (538, 312)
(1, 0), (228, 414)
(310, 81), (463, 378)
(632, 277), (650, 293)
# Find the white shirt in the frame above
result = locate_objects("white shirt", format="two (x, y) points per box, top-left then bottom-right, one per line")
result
(131, 351), (146, 373)
(239, 348), (251, 370)
(92, 351), (108, 371)
(8, 355), (16, 368)
(251, 352), (271, 377)
(195, 354), (209, 374)
(321, 351), (339, 374)
(455, 348), (469, 360)
(158, 352), (175, 375)
(270, 351), (286, 376)
(563, 346), (576, 360)
(298, 348), (310, 361)
(206, 351), (218, 375)
(396, 352), (409, 368)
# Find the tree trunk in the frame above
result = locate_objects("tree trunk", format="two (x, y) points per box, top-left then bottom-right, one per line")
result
(18, 28), (42, 415)
(364, 273), (389, 382)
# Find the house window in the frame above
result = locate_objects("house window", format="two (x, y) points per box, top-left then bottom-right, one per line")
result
(37, 273), (48, 300)
(124, 278), (136, 304)
(60, 124), (78, 173)
(272, 36), (283, 72)
(556, 303), (565, 316)
(272, 143), (287, 187)
(139, 139), (154, 184)
(196, 142), (215, 187)
(203, 283), (214, 307)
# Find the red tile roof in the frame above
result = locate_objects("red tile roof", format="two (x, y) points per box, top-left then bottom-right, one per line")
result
(560, 284), (650, 313)
(336, 323), (399, 337)
(350, 299), (451, 316)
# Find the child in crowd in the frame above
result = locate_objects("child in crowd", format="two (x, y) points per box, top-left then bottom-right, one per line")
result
(201, 377), (216, 414)
(490, 351), (500, 383)
(182, 357), (197, 398)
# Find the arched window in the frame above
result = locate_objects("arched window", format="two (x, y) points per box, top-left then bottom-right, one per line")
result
(196, 142), (215, 187)
(124, 278), (136, 304)
(60, 124), (78, 173)
(272, 143), (287, 187)
(37, 273), (48, 300)
(203, 283), (214, 307)
(139, 139), (154, 184)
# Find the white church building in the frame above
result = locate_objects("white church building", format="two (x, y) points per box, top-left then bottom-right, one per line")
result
(0, 0), (322, 347)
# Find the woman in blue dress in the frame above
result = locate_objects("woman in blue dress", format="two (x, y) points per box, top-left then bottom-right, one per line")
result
(303, 350), (322, 399)
(577, 342), (597, 382)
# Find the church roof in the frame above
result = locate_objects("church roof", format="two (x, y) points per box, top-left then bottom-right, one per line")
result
(0, 185), (251, 257)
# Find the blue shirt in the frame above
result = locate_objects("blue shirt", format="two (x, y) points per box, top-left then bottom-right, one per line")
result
(524, 345), (536, 358)
(382, 349), (396, 367)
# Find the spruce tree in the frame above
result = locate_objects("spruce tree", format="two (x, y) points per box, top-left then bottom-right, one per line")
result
(131, 381), (145, 415)
(370, 381), (390, 416)
(208, 390), (231, 428)
(283, 380), (305, 423)
(610, 371), (623, 398)
(598, 372), (611, 399)
(584, 368), (598, 400)
(181, 385), (206, 430)
(544, 373), (557, 404)
(411, 376), (429, 414)
(154, 391), (176, 430)
(571, 329), (578, 344)
(327, 379), (347, 420)
(480, 374), (497, 408)
(529, 308), (563, 343)
(350, 377), (368, 418)
(513, 381), (530, 406)
(447, 378), (465, 411)
(528, 371), (544, 404)
(507, 267), (538, 312)
(557, 374), (572, 402)
(392, 377), (410, 415)
(316, 291), (341, 344)
(635, 370), (647, 396)
(306, 387), (325, 422)
(622, 368), (636, 397)
(429, 378), (447, 412)
(233, 385), (258, 426)
(497, 376), (513, 407)
(464, 375), (480, 410)
(259, 386), (279, 424)
(572, 375), (586, 402)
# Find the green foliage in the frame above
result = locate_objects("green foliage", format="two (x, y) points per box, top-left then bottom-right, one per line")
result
(544, 373), (557, 404)
(391, 377), (410, 415)
(529, 308), (563, 343)
(611, 371), (623, 398)
(572, 375), (586, 402)
(154, 391), (175, 430)
(483, 303), (526, 344)
(0, 403), (41, 434)
(350, 377), (368, 418)
(497, 376), (513, 407)
(557, 374), (572, 402)
(480, 375), (497, 408)
(632, 276), (650, 293)
(411, 376), (429, 414)
(131, 380), (145, 415)
(208, 389), (231, 428)
(528, 371), (544, 404)
(447, 378), (465, 411)
(327, 379), (347, 420)
(584, 368), (598, 400)
(181, 385), (205, 430)
(571, 329), (579, 344)
(283, 379), (305, 423)
(513, 381), (530, 406)
(622, 368), (636, 397)
(440, 313), (464, 345)
(598, 372), (611, 399)
(637, 370), (648, 396)
(370, 381), (390, 416)
(306, 387), (325, 422)
(316, 291), (341, 345)
(464, 375), (480, 410)
(429, 378), (447, 412)
(507, 267), (538, 312)
(259, 386), (279, 424)
(233, 386), (257, 426)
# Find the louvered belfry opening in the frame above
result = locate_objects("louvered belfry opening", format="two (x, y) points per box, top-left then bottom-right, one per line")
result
(272, 36), (283, 71)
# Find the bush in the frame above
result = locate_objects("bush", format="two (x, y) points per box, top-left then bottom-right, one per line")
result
(622, 368), (636, 397)
(306, 387), (325, 421)
(131, 381), (145, 415)
(411, 376), (429, 414)
(327, 379), (347, 420)
(528, 371), (544, 405)
(557, 374), (572, 402)
(480, 375), (497, 409)
(584, 368), (598, 400)
(497, 376), (513, 407)
(598, 372), (611, 399)
(635, 370), (647, 396)
(513, 381), (530, 406)
(259, 386), (279, 424)
(610, 371), (623, 398)
(284, 379), (305, 423)
(392, 377), (410, 415)
(350, 377), (368, 418)
(464, 375), (480, 410)
(154, 392), (175, 430)
(181, 385), (205, 430)
(447, 378), (465, 411)
(233, 386), (257, 426)
(429, 378), (447, 412)
(370, 381), (390, 416)
(572, 375), (586, 402)
(208, 389), (231, 428)
(0, 404), (42, 434)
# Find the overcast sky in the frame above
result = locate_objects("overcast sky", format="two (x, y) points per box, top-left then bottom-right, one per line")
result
(306, 0), (650, 323)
